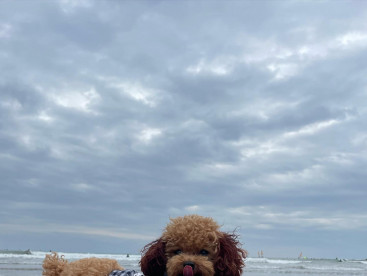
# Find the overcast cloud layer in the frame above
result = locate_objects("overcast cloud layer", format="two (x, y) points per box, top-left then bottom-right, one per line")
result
(1, 1), (367, 259)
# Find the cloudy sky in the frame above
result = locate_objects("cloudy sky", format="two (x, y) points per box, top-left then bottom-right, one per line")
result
(1, 0), (367, 259)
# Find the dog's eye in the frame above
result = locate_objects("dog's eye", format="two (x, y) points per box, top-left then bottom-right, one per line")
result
(173, 249), (182, 255)
(199, 249), (209, 256)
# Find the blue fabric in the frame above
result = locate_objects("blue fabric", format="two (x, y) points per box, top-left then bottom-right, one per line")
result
(109, 270), (144, 276)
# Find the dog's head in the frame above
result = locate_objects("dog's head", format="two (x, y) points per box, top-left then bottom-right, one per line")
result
(140, 215), (247, 276)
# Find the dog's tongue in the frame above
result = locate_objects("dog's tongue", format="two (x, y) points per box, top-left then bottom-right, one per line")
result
(183, 265), (194, 276)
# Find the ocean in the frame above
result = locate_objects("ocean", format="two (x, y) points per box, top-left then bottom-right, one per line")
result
(0, 251), (366, 276)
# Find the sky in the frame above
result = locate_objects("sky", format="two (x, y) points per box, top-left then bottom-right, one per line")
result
(0, 0), (367, 260)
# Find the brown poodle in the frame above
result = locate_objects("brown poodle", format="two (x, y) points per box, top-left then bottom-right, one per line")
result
(42, 252), (124, 276)
(140, 215), (247, 276)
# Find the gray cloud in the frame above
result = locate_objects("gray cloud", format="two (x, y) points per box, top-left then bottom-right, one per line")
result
(1, 0), (367, 259)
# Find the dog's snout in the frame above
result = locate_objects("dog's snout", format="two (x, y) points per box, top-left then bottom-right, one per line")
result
(183, 261), (195, 269)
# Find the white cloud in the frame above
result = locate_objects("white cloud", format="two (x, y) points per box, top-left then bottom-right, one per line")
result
(265, 164), (325, 187)
(283, 119), (340, 138)
(185, 205), (200, 212)
(186, 58), (234, 76)
(37, 110), (54, 122)
(229, 206), (367, 230)
(0, 223), (155, 240)
(106, 79), (160, 107)
(47, 87), (100, 113)
(49, 145), (70, 160)
(229, 99), (302, 121)
(242, 30), (367, 81)
(337, 31), (367, 48)
(72, 182), (96, 192)
(239, 140), (290, 159)
(351, 133), (367, 147)
(59, 0), (92, 14)
(236, 117), (347, 161)
(137, 128), (162, 143)
(0, 99), (22, 111)
(267, 63), (299, 80)
(0, 23), (12, 38)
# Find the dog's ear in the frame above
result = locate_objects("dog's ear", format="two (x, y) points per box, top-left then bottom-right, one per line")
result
(214, 232), (247, 276)
(140, 238), (167, 276)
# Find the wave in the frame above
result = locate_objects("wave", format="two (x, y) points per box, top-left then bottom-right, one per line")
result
(307, 265), (364, 271)
(52, 251), (141, 261)
(349, 260), (367, 265)
(268, 259), (304, 264)
(0, 267), (42, 271)
(0, 251), (141, 263)
(246, 258), (309, 264)
(0, 249), (31, 255)
(1, 252), (366, 274)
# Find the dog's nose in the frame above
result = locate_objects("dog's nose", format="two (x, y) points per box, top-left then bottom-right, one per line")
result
(183, 261), (195, 269)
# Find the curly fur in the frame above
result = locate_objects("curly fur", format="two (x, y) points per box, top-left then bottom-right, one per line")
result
(42, 252), (124, 276)
(140, 215), (247, 276)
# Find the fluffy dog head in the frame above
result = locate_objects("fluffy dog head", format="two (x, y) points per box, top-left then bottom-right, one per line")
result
(140, 215), (247, 276)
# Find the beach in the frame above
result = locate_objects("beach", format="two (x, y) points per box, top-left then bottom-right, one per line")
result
(1, 251), (366, 276)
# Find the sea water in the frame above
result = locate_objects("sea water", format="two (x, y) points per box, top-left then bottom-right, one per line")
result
(0, 251), (366, 276)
